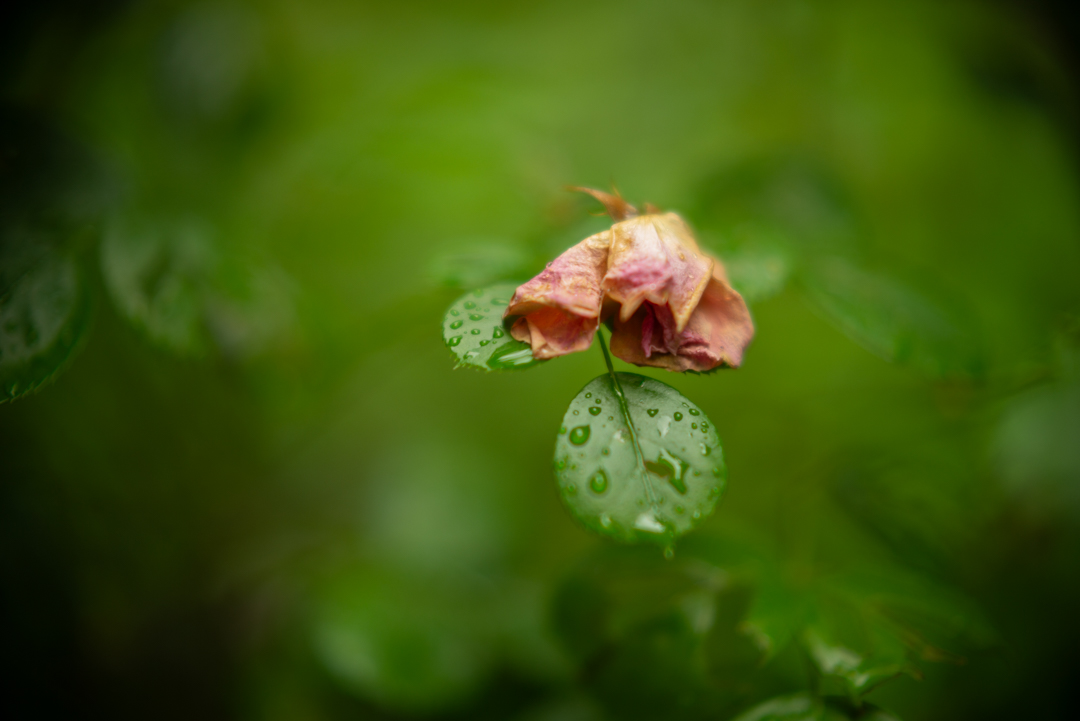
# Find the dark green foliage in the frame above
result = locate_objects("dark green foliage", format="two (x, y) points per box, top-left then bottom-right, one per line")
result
(554, 372), (725, 546)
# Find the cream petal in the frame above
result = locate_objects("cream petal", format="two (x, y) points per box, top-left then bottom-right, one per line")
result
(603, 213), (714, 332)
(504, 229), (611, 358)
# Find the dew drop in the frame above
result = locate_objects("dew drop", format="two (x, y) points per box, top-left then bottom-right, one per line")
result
(674, 412), (683, 421)
(569, 426), (591, 445)
(492, 327), (504, 338)
(692, 510), (702, 520)
(634, 510), (666, 534)
(450, 309), (460, 316)
(479, 340), (489, 346)
(691, 423), (698, 429)
(490, 298), (507, 306)
(470, 328), (481, 335)
(464, 301), (476, 309)
(469, 313), (484, 321)
(448, 336), (462, 347)
(712, 466), (723, 477)
(601, 447), (610, 456)
(450, 320), (463, 329)
(588, 406), (601, 416)
(599, 513), (613, 529)
(555, 458), (566, 470)
(700, 443), (711, 456)
(589, 470), (609, 494)
(585, 392), (592, 398)
(688, 408), (700, 416)
(559, 426), (567, 434)
(572, 410), (579, 416)
(647, 408), (659, 417)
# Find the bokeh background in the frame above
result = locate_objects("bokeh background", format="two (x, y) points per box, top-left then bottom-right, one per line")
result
(3, 1), (1080, 719)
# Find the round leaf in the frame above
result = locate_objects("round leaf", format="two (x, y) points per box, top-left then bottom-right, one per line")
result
(442, 282), (541, 371)
(802, 259), (984, 379)
(554, 372), (726, 546)
(1, 251), (91, 403)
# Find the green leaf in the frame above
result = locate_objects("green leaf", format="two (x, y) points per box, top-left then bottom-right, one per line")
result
(801, 258), (984, 379)
(101, 212), (297, 359)
(311, 569), (491, 713)
(443, 283), (541, 371)
(550, 545), (759, 720)
(554, 372), (726, 546)
(732, 693), (901, 721)
(101, 214), (216, 355)
(1, 249), (91, 403)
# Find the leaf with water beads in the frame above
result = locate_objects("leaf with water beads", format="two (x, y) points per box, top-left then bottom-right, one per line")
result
(554, 372), (726, 546)
(442, 282), (542, 371)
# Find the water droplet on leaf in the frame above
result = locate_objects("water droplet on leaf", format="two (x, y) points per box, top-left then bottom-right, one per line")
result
(588, 406), (601, 416)
(589, 470), (608, 494)
(569, 426), (591, 445)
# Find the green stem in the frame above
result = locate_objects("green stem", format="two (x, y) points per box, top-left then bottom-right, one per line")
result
(597, 328), (658, 506)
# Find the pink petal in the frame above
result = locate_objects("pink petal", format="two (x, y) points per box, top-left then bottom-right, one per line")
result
(504, 230), (611, 358)
(610, 264), (754, 372)
(603, 213), (714, 333)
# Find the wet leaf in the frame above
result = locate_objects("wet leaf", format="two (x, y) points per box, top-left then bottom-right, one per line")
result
(554, 372), (726, 546)
(1, 249), (91, 403)
(443, 282), (541, 371)
(802, 258), (984, 379)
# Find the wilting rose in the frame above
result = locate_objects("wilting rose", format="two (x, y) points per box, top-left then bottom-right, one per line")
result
(504, 189), (754, 372)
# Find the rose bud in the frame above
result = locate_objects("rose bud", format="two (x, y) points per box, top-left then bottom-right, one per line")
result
(505, 188), (753, 372)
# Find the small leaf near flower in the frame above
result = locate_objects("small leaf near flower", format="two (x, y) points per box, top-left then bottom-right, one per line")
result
(443, 282), (542, 371)
(555, 371), (726, 546)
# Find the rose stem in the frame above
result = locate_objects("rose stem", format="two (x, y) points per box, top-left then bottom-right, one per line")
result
(597, 327), (659, 507)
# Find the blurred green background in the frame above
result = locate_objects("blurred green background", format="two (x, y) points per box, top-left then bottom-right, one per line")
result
(3, 1), (1080, 719)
